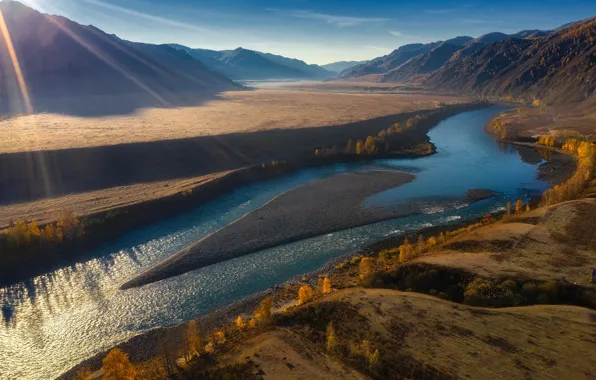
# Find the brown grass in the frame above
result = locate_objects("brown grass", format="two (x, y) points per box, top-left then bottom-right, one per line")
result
(0, 88), (466, 154)
(279, 288), (596, 379)
(415, 199), (596, 284)
(0, 171), (231, 229)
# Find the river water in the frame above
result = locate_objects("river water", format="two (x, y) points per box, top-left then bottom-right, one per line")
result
(0, 105), (551, 379)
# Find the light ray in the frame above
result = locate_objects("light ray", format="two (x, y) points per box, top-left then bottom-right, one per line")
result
(0, 10), (33, 114)
(44, 15), (169, 106)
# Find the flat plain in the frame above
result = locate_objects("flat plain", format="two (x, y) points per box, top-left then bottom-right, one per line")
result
(0, 86), (466, 154)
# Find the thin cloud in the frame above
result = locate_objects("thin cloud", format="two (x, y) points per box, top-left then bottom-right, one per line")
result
(425, 9), (454, 14)
(389, 30), (402, 36)
(364, 46), (391, 51)
(269, 9), (389, 27)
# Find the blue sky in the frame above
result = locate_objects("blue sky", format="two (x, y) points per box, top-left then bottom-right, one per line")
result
(19, 0), (596, 64)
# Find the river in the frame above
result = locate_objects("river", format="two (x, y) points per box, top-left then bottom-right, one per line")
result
(0, 105), (552, 379)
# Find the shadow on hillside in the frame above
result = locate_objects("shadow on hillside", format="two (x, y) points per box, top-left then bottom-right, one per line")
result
(0, 110), (430, 205)
(0, 90), (243, 118)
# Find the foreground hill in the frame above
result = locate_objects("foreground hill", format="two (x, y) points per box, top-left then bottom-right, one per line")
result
(0, 1), (236, 115)
(169, 44), (333, 80)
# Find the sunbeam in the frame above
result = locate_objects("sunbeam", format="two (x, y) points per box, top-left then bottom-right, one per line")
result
(0, 10), (32, 114)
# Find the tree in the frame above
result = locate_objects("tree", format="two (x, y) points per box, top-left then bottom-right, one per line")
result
(369, 349), (380, 368)
(506, 202), (512, 217)
(359, 257), (373, 280)
(28, 221), (40, 242)
(399, 237), (414, 262)
(526, 204), (531, 213)
(346, 139), (356, 153)
(326, 322), (339, 353)
(101, 348), (136, 380)
(355, 140), (364, 155)
(248, 318), (257, 329)
(515, 199), (524, 214)
(416, 234), (425, 253)
(44, 223), (56, 243)
(182, 320), (201, 363)
(73, 367), (93, 380)
(236, 316), (246, 329)
(256, 297), (272, 321)
(426, 236), (438, 248)
(322, 277), (332, 294)
(364, 136), (377, 154)
(298, 285), (314, 305)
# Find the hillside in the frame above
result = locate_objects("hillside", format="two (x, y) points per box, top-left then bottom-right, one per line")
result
(340, 42), (443, 78)
(0, 1), (236, 115)
(169, 44), (333, 80)
(425, 17), (596, 104)
(379, 39), (471, 83)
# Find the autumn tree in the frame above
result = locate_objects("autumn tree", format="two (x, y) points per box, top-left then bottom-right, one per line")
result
(346, 139), (356, 153)
(364, 136), (377, 154)
(159, 329), (178, 376)
(248, 318), (257, 329)
(355, 140), (364, 155)
(298, 285), (314, 305)
(256, 297), (272, 321)
(399, 237), (414, 262)
(359, 257), (373, 280)
(506, 202), (512, 217)
(236, 316), (246, 330)
(101, 348), (136, 380)
(416, 234), (425, 253)
(73, 367), (93, 380)
(182, 320), (201, 363)
(326, 322), (339, 353)
(526, 204), (531, 213)
(369, 349), (380, 368)
(515, 199), (524, 214)
(322, 277), (332, 294)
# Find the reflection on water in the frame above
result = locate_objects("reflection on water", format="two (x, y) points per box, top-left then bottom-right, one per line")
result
(0, 106), (551, 380)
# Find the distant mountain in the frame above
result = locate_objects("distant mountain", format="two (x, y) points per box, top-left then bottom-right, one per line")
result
(255, 51), (332, 78)
(321, 61), (367, 74)
(340, 38), (471, 79)
(0, 1), (236, 115)
(425, 17), (596, 105)
(169, 44), (333, 80)
(343, 28), (565, 83)
(379, 38), (472, 83)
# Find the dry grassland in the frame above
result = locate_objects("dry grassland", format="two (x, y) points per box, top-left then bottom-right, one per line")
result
(0, 88), (466, 153)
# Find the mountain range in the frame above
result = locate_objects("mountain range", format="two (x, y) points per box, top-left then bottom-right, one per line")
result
(340, 21), (596, 106)
(0, 0), (594, 115)
(168, 44), (334, 80)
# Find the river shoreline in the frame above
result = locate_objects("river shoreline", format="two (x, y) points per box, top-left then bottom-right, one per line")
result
(0, 102), (488, 287)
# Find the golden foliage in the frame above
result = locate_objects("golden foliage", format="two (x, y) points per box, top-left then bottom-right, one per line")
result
(322, 277), (332, 294)
(256, 297), (272, 321)
(298, 285), (314, 305)
(326, 322), (339, 353)
(101, 348), (136, 380)
(236, 316), (246, 330)
(359, 257), (373, 280)
(537, 135), (556, 147)
(515, 199), (524, 214)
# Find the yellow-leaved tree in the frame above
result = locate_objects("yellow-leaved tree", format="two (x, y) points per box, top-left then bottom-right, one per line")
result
(101, 348), (136, 380)
(322, 277), (332, 294)
(298, 285), (314, 305)
(326, 322), (339, 353)
(359, 257), (373, 280)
